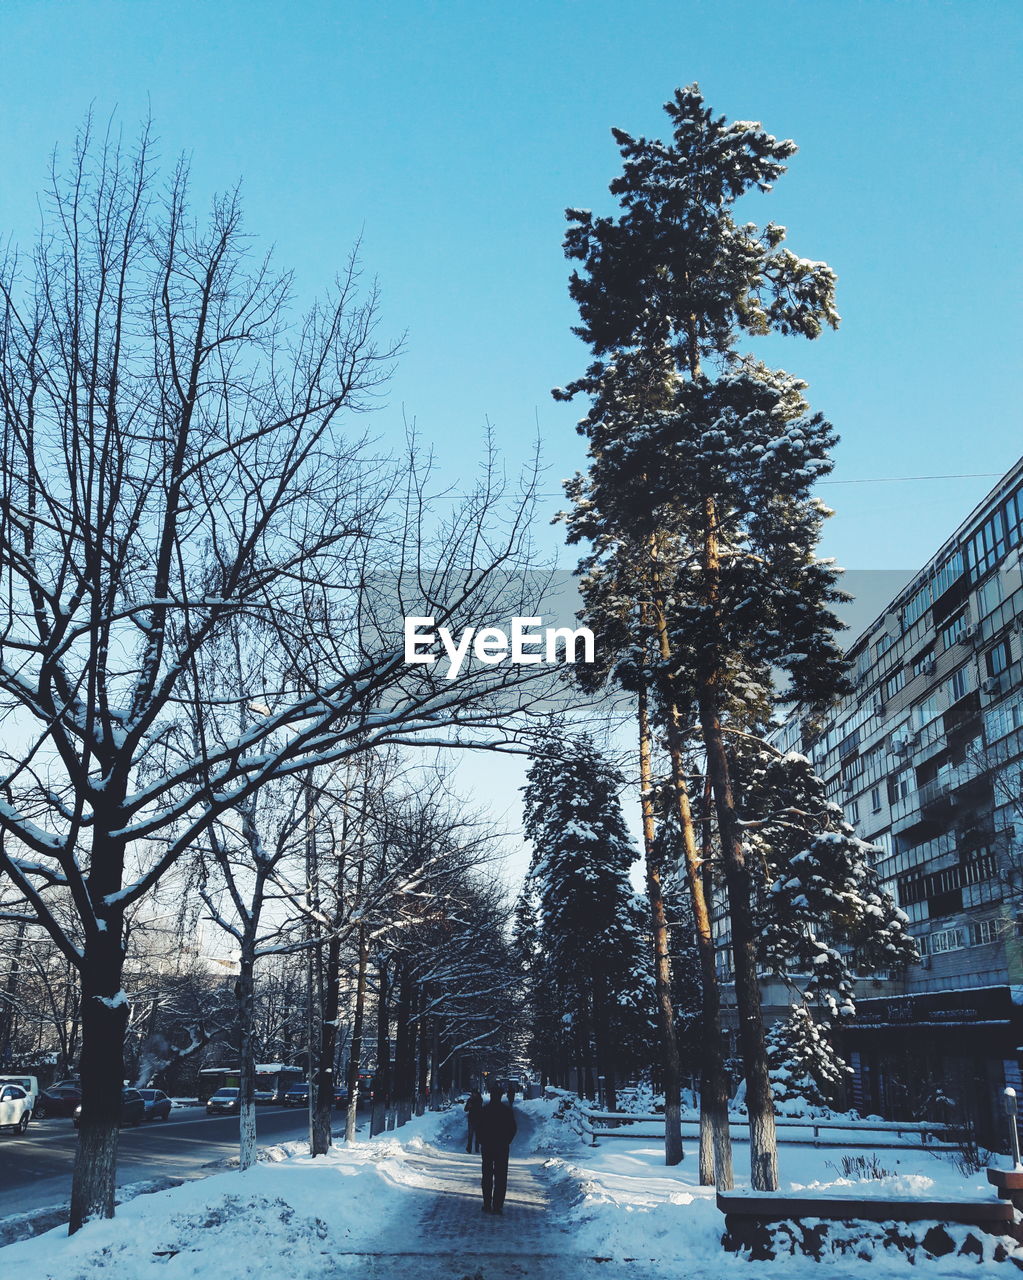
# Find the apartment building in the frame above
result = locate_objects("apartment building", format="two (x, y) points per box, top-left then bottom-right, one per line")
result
(771, 456), (1023, 1137)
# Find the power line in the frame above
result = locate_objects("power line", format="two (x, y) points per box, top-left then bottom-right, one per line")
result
(402, 473), (1005, 503)
(816, 473), (1003, 486)
(522, 473), (1004, 499)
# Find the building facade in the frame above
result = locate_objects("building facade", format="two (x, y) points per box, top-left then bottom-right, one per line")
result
(771, 456), (1023, 1139)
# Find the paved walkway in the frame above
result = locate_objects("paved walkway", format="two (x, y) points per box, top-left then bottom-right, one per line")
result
(328, 1109), (666, 1280)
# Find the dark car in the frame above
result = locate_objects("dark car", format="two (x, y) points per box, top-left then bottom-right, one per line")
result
(282, 1082), (309, 1107)
(205, 1087), (240, 1115)
(73, 1088), (145, 1128)
(34, 1085), (83, 1118)
(332, 1086), (349, 1109)
(138, 1088), (172, 1121)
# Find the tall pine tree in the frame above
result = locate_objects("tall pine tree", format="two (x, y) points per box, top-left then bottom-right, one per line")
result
(559, 86), (846, 1190)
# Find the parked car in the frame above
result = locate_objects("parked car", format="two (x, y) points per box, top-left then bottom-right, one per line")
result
(205, 1087), (240, 1115)
(0, 1074), (39, 1112)
(73, 1088), (145, 1129)
(332, 1086), (349, 1109)
(0, 1084), (32, 1134)
(34, 1085), (82, 1118)
(253, 1088), (276, 1105)
(138, 1088), (172, 1121)
(282, 1082), (309, 1107)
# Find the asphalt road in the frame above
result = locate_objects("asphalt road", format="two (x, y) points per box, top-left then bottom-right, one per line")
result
(0, 1103), (322, 1219)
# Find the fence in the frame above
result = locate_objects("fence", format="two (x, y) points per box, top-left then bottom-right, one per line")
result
(547, 1091), (953, 1150)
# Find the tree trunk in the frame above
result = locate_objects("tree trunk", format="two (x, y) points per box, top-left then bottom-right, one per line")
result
(700, 689), (777, 1190)
(70, 949), (129, 1231)
(650, 547), (732, 1187)
(313, 928), (343, 1156)
(0, 918), (26, 1064)
(370, 959), (390, 1137)
(392, 962), (415, 1118)
(345, 925), (368, 1142)
(699, 774), (733, 1190)
(697, 494), (777, 1191)
(591, 979), (618, 1113)
(237, 944), (258, 1171)
(415, 989), (430, 1115)
(428, 1024), (441, 1109)
(636, 664), (683, 1166)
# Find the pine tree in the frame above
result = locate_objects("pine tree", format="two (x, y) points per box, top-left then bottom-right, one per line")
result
(737, 746), (919, 1018)
(766, 1004), (850, 1111)
(558, 85), (846, 1190)
(522, 733), (652, 1110)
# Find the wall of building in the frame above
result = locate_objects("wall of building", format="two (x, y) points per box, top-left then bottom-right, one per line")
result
(768, 456), (1023, 1134)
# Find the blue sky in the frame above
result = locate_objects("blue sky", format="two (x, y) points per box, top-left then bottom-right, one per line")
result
(2, 0), (1019, 878)
(3, 0), (1020, 578)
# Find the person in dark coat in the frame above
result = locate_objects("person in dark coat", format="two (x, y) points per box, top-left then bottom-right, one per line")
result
(463, 1088), (483, 1153)
(475, 1085), (517, 1213)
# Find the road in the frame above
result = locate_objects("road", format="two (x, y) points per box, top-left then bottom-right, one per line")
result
(0, 1103), (320, 1219)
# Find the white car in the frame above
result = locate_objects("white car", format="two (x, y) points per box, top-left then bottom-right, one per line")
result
(0, 1074), (39, 1112)
(0, 1084), (32, 1134)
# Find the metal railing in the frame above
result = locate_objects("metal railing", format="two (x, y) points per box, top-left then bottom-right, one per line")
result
(569, 1103), (954, 1150)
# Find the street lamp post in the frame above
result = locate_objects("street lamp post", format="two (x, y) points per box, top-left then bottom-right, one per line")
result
(1005, 1087), (1022, 1170)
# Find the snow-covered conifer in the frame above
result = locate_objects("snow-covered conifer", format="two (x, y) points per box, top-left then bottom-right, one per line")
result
(766, 1004), (851, 1110)
(522, 733), (651, 1108)
(558, 85), (846, 1190)
(737, 747), (918, 1018)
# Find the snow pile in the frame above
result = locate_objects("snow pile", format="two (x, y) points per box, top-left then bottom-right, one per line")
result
(2, 1110), (446, 1280)
(539, 1101), (1017, 1274)
(543, 1146), (728, 1268)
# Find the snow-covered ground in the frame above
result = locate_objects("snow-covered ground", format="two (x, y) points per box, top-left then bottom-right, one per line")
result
(1, 1099), (1017, 1279)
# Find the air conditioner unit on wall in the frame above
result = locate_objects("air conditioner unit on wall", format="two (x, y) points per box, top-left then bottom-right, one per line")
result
(923, 659), (937, 676)
(961, 624), (978, 644)
(982, 675), (1002, 695)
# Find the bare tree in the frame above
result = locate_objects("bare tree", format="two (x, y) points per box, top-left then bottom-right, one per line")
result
(0, 122), (554, 1230)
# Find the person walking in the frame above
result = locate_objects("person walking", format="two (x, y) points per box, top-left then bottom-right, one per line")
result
(463, 1088), (483, 1153)
(475, 1085), (517, 1214)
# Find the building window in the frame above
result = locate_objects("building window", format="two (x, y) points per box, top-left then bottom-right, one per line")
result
(903, 583), (931, 628)
(870, 786), (882, 813)
(1006, 486), (1023, 550)
(875, 632), (895, 659)
(977, 573), (1005, 618)
(912, 694), (942, 729)
(896, 850), (997, 911)
(932, 550), (966, 598)
(965, 482), (1023, 580)
(888, 773), (912, 804)
(838, 727), (861, 759)
(985, 693), (1023, 741)
(969, 918), (1001, 946)
(912, 648), (935, 677)
(986, 638), (1012, 677)
(948, 666), (969, 701)
(940, 612), (968, 649)
(884, 669), (906, 702)
(929, 926), (965, 954)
